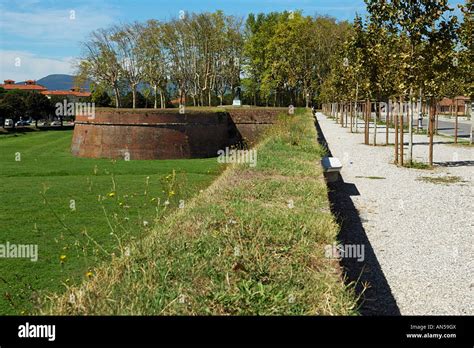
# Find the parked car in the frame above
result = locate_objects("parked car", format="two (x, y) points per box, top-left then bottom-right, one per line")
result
(15, 120), (30, 127)
(50, 121), (62, 126)
(4, 119), (13, 127)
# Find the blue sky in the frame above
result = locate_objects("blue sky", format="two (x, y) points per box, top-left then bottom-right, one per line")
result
(0, 0), (464, 81)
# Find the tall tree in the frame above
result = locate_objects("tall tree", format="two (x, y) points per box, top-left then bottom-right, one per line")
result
(139, 20), (169, 109)
(458, 1), (474, 143)
(161, 18), (194, 106)
(380, 0), (458, 165)
(25, 92), (53, 127)
(1, 92), (27, 127)
(112, 23), (144, 109)
(79, 28), (122, 108)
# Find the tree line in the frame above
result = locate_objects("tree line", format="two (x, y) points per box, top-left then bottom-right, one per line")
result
(0, 88), (92, 127)
(320, 0), (472, 165)
(75, 10), (351, 108)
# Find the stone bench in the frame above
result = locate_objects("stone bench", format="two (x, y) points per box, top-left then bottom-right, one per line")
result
(321, 157), (342, 182)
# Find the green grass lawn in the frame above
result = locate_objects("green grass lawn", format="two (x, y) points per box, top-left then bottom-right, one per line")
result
(0, 130), (222, 315)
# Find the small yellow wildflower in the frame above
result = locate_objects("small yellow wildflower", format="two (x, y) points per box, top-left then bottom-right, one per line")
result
(86, 271), (93, 278)
(59, 255), (67, 262)
(108, 192), (116, 197)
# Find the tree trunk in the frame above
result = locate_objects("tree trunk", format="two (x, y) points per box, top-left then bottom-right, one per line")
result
(132, 87), (136, 109)
(355, 102), (359, 133)
(113, 86), (120, 108)
(416, 92), (421, 133)
(454, 98), (458, 143)
(426, 101), (430, 138)
(342, 103), (345, 126)
(428, 97), (436, 166)
(345, 102), (348, 128)
(435, 104), (439, 134)
(337, 102), (339, 120)
(386, 99), (390, 145)
(354, 83), (359, 133)
(422, 100), (426, 127)
(153, 85), (158, 109)
(373, 101), (378, 146)
(350, 102), (353, 133)
(341, 103), (344, 127)
(341, 103), (344, 126)
(394, 99), (399, 165)
(400, 96), (404, 166)
(336, 103), (342, 124)
(365, 99), (370, 145)
(408, 89), (414, 164)
(470, 101), (474, 145)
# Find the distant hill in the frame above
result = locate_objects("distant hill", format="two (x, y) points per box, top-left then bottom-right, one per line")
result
(16, 74), (91, 91)
(14, 75), (171, 94)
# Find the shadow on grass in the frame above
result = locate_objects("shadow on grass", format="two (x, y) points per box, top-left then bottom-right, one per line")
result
(314, 116), (401, 316)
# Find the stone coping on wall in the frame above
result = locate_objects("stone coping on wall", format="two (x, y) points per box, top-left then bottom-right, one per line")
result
(75, 107), (287, 125)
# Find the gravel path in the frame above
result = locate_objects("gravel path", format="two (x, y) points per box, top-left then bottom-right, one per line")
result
(316, 112), (473, 315)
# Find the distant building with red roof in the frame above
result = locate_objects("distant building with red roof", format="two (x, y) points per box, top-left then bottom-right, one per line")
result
(438, 96), (470, 115)
(0, 79), (47, 92)
(0, 80), (91, 100)
(41, 87), (91, 99)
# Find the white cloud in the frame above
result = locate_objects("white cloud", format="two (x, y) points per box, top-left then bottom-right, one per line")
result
(0, 6), (115, 44)
(0, 50), (75, 81)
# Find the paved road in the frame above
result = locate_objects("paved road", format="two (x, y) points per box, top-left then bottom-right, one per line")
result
(415, 117), (471, 138)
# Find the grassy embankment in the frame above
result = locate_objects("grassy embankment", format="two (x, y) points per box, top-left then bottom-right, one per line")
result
(42, 109), (358, 315)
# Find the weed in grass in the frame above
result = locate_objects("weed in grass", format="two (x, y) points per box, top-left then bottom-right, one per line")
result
(403, 161), (432, 169)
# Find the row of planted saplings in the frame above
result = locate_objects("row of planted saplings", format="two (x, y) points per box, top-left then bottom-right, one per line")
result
(321, 98), (440, 166)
